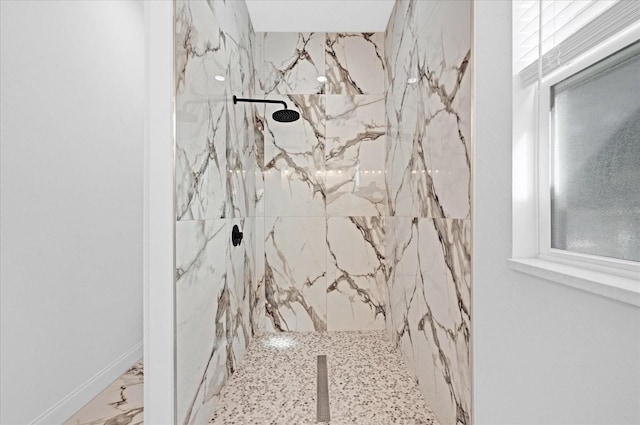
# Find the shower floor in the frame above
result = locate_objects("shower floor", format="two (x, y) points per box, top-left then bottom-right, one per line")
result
(209, 331), (438, 425)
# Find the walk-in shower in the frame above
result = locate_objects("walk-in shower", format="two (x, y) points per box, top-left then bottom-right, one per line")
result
(175, 0), (472, 423)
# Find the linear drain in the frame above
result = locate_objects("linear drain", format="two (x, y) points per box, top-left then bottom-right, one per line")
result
(316, 355), (330, 422)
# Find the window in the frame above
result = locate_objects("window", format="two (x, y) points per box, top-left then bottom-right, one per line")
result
(549, 42), (640, 263)
(510, 0), (640, 306)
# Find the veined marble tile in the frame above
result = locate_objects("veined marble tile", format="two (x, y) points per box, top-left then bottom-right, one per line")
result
(225, 103), (253, 219)
(418, 109), (471, 219)
(175, 219), (228, 425)
(260, 32), (325, 95)
(385, 19), (426, 218)
(389, 87), (446, 218)
(242, 218), (256, 338)
(227, 218), (251, 373)
(385, 0), (423, 218)
(386, 216), (471, 425)
(63, 361), (143, 425)
(383, 215), (396, 340)
(264, 217), (327, 332)
(415, 0), (471, 220)
(246, 134), (258, 219)
(385, 1), (421, 108)
(262, 94), (326, 217)
(386, 0), (471, 220)
(253, 33), (265, 96)
(225, 19), (254, 218)
(249, 37), (262, 218)
(325, 33), (386, 95)
(385, 216), (420, 377)
(225, 0), (257, 219)
(387, 63), (446, 218)
(252, 217), (266, 334)
(414, 218), (471, 425)
(388, 216), (419, 278)
(384, 92), (396, 219)
(176, 98), (227, 220)
(243, 73), (259, 221)
(326, 217), (386, 331)
(175, 0), (226, 98)
(223, 0), (252, 48)
(253, 104), (266, 216)
(175, 0), (227, 220)
(325, 95), (386, 217)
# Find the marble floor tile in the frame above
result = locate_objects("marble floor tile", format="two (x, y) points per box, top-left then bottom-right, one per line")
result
(209, 331), (438, 425)
(64, 360), (143, 425)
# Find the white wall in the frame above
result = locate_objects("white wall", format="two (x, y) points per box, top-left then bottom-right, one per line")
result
(0, 1), (144, 423)
(473, 2), (640, 424)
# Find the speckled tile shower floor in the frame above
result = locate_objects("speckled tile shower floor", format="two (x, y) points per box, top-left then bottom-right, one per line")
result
(210, 331), (438, 425)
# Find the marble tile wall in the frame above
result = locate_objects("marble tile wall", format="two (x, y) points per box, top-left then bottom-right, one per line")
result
(175, 0), (258, 423)
(254, 32), (387, 332)
(384, 1), (472, 424)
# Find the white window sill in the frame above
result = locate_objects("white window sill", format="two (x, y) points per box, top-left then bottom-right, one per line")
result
(507, 258), (640, 308)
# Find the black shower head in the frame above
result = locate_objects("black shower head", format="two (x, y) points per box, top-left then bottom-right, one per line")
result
(233, 95), (300, 123)
(272, 108), (300, 123)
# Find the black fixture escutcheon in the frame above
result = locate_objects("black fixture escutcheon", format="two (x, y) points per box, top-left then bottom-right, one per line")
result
(231, 225), (243, 246)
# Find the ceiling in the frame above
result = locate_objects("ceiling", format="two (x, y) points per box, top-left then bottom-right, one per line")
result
(245, 0), (395, 33)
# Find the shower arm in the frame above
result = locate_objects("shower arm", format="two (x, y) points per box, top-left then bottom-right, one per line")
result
(232, 95), (289, 109)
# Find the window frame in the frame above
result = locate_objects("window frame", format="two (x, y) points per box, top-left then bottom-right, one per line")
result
(536, 34), (640, 280)
(509, 10), (640, 305)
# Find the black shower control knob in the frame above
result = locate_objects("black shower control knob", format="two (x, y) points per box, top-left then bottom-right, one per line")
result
(231, 225), (243, 246)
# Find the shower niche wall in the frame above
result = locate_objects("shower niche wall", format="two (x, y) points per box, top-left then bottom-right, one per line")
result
(174, 0), (472, 424)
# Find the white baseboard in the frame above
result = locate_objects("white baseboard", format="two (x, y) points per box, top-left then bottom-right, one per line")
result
(28, 341), (143, 425)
